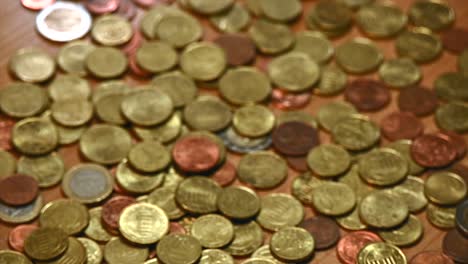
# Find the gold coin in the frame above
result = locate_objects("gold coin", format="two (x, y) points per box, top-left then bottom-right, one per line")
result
(336, 206), (367, 231)
(459, 49), (468, 75)
(379, 58), (421, 88)
(51, 99), (93, 127)
(225, 221), (264, 257)
(378, 215), (423, 247)
(49, 121), (87, 145)
(339, 164), (375, 200)
(336, 37), (383, 74)
(190, 214), (234, 248)
(86, 47), (128, 79)
(128, 141), (171, 173)
(425, 172), (467, 205)
(389, 176), (427, 213)
(180, 42), (227, 81)
(317, 101), (357, 131)
(332, 114), (380, 151)
(307, 144), (351, 177)
(238, 151), (288, 189)
(84, 207), (113, 242)
(309, 0), (352, 31)
(270, 227), (314, 262)
(358, 148), (408, 186)
(134, 112), (182, 144)
(245, 0), (262, 16)
(277, 111), (318, 128)
(140, 5), (182, 39)
(219, 67), (271, 105)
(119, 203), (169, 244)
(48, 74), (91, 101)
(426, 203), (456, 229)
(356, 1), (407, 38)
(136, 41), (178, 73)
(217, 186), (261, 219)
(294, 31), (333, 65)
(0, 150), (16, 180)
(357, 242), (407, 264)
(152, 71), (198, 108)
(312, 181), (356, 216)
(147, 186), (185, 220)
(252, 245), (285, 264)
(395, 28), (442, 63)
(91, 15), (133, 46)
(157, 234), (202, 264)
(40, 199), (89, 235)
(210, 3), (251, 33)
(435, 101), (468, 133)
(80, 124), (132, 165)
(176, 176), (221, 214)
(0, 195), (43, 224)
(156, 13), (202, 48)
(183, 97), (232, 132)
(12, 117), (58, 156)
(248, 19), (294, 55)
(0, 82), (48, 118)
(386, 140), (425, 175)
(104, 237), (149, 264)
(233, 104), (275, 138)
(359, 190), (409, 228)
(57, 41), (95, 76)
(291, 172), (325, 205)
(435, 72), (468, 101)
(0, 250), (32, 264)
(92, 80), (130, 103)
(18, 153), (64, 187)
(24, 227), (68, 261)
(43, 237), (87, 264)
(268, 52), (320, 92)
(258, 0), (301, 22)
(257, 193), (304, 231)
(78, 237), (103, 264)
(9, 48), (55, 83)
(315, 65), (347, 95)
(95, 93), (127, 125)
(199, 249), (234, 264)
(116, 159), (165, 194)
(409, 0), (455, 31)
(188, 0), (233, 14)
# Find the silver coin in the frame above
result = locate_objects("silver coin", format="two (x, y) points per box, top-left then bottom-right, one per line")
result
(0, 195), (43, 224)
(36, 2), (92, 42)
(219, 127), (272, 154)
(456, 199), (468, 237)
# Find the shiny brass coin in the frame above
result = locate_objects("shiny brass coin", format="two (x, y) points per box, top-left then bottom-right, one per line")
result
(157, 234), (202, 264)
(57, 41), (95, 76)
(86, 47), (128, 79)
(336, 38), (383, 74)
(317, 101), (357, 131)
(315, 65), (347, 95)
(291, 172), (326, 205)
(219, 67), (271, 105)
(395, 28), (442, 63)
(293, 31), (334, 64)
(104, 237), (149, 264)
(332, 114), (380, 151)
(190, 214), (234, 248)
(80, 124), (132, 165)
(134, 112), (182, 144)
(24, 227), (68, 261)
(119, 203), (169, 244)
(78, 237), (103, 264)
(147, 186), (185, 220)
(238, 151), (288, 189)
(225, 221), (264, 256)
(258, 0), (301, 22)
(270, 227), (314, 262)
(0, 82), (48, 118)
(359, 190), (409, 228)
(435, 101), (468, 133)
(128, 141), (171, 173)
(459, 49), (468, 75)
(378, 215), (423, 247)
(140, 5), (182, 39)
(356, 1), (407, 38)
(425, 172), (467, 205)
(427, 203), (456, 229)
(233, 104), (275, 138)
(0, 195), (43, 224)
(136, 41), (178, 73)
(0, 250), (32, 264)
(379, 58), (421, 88)
(152, 71), (198, 108)
(183, 98), (232, 132)
(12, 117), (58, 156)
(92, 80), (130, 103)
(389, 176), (427, 213)
(49, 74), (91, 102)
(9, 48), (55, 83)
(248, 19), (294, 55)
(435, 72), (468, 101)
(217, 186), (260, 219)
(0, 150), (16, 180)
(257, 193), (304, 231)
(210, 3), (250, 33)
(40, 199), (89, 235)
(358, 148), (408, 186)
(51, 99), (93, 127)
(409, 0), (455, 31)
(277, 111), (318, 128)
(84, 207), (113, 242)
(95, 93), (127, 125)
(91, 15), (132, 46)
(156, 13), (202, 48)
(252, 245), (285, 264)
(188, 0), (233, 14)
(180, 42), (227, 81)
(357, 242), (407, 264)
(312, 181), (356, 216)
(176, 176), (221, 214)
(307, 144), (351, 178)
(44, 237), (87, 264)
(268, 52), (320, 92)
(386, 140), (425, 175)
(116, 159), (165, 194)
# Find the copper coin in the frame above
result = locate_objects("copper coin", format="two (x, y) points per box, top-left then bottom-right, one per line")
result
(344, 79), (390, 112)
(211, 161), (237, 187)
(102, 195), (136, 230)
(271, 89), (311, 110)
(132, 0), (174, 8)
(439, 131), (467, 160)
(214, 34), (256, 66)
(86, 0), (120, 14)
(0, 116), (14, 150)
(272, 121), (319, 156)
(169, 222), (187, 235)
(442, 28), (468, 54)
(129, 53), (152, 78)
(300, 216), (340, 250)
(172, 136), (221, 173)
(286, 155), (309, 172)
(116, 0), (137, 21)
(0, 175), (39, 206)
(337, 231), (382, 264)
(410, 251), (454, 264)
(411, 134), (457, 168)
(122, 31), (143, 55)
(456, 199), (468, 237)
(21, 0), (55, 10)
(398, 85), (438, 117)
(8, 224), (38, 252)
(443, 229), (468, 263)
(381, 112), (424, 141)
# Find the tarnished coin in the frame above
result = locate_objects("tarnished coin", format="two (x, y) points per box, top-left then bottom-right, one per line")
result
(411, 134), (457, 168)
(157, 234), (202, 264)
(0, 175), (38, 206)
(300, 216), (340, 250)
(381, 112), (424, 141)
(214, 35), (256, 66)
(344, 79), (390, 112)
(273, 121), (319, 156)
(398, 85), (438, 117)
(12, 117), (58, 156)
(172, 135), (220, 173)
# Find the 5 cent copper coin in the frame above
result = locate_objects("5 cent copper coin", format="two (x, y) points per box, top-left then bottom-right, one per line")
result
(443, 229), (468, 263)
(411, 134), (457, 168)
(300, 216), (340, 250)
(336, 231), (382, 264)
(381, 112), (424, 141)
(438, 131), (467, 160)
(410, 251), (454, 264)
(8, 224), (38, 252)
(398, 85), (438, 116)
(271, 89), (311, 110)
(0, 175), (39, 206)
(211, 161), (237, 187)
(286, 155), (309, 172)
(102, 195), (136, 231)
(344, 79), (390, 112)
(214, 34), (256, 66)
(272, 121), (319, 156)
(172, 136), (221, 173)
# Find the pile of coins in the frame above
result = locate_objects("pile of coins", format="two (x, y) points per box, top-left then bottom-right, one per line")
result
(1, 0), (468, 263)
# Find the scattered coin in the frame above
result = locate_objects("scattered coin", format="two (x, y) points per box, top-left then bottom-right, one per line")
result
(344, 79), (390, 112)
(381, 112), (424, 141)
(411, 134), (457, 168)
(0, 175), (39, 206)
(336, 231), (382, 264)
(8, 224), (38, 252)
(299, 216), (340, 250)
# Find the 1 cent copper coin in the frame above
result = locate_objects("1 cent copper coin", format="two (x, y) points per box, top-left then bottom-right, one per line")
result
(102, 195), (136, 230)
(0, 175), (39, 206)
(211, 161), (237, 187)
(21, 0), (55, 10)
(286, 155), (309, 172)
(443, 229), (468, 263)
(214, 34), (256, 66)
(344, 79), (390, 112)
(411, 134), (457, 168)
(439, 131), (467, 160)
(398, 86), (438, 117)
(272, 121), (319, 156)
(172, 136), (221, 173)
(336, 231), (382, 264)
(86, 0), (120, 14)
(410, 251), (454, 264)
(381, 112), (424, 141)
(442, 28), (468, 54)
(0, 116), (14, 150)
(169, 222), (187, 235)
(300, 216), (340, 250)
(271, 89), (311, 110)
(8, 224), (38, 252)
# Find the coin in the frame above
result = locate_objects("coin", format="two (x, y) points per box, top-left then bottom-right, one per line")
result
(425, 172), (467, 205)
(24, 227), (68, 261)
(378, 215), (423, 246)
(435, 102), (468, 133)
(381, 112), (424, 141)
(299, 216), (340, 250)
(252, 245), (285, 264)
(336, 231), (382, 264)
(336, 38), (383, 74)
(359, 190), (409, 228)
(357, 242), (407, 264)
(211, 161), (236, 187)
(0, 117), (15, 151)
(21, 0), (55, 10)
(312, 181), (356, 216)
(0, 250), (32, 264)
(398, 85), (438, 116)
(210, 3), (251, 33)
(0, 83), (48, 118)
(199, 249), (235, 264)
(272, 121), (319, 156)
(49, 237), (87, 264)
(84, 207), (113, 242)
(190, 214), (234, 248)
(51, 99), (93, 127)
(307, 144), (351, 178)
(183, 98), (232, 132)
(293, 31), (334, 65)
(427, 203), (456, 229)
(102, 195), (136, 231)
(439, 131), (467, 160)
(104, 237), (149, 264)
(410, 251), (454, 264)
(219, 127), (272, 154)
(78, 237), (103, 264)
(233, 104), (275, 138)
(115, 159), (165, 194)
(9, 48), (55, 83)
(86, 47), (128, 79)
(116, 0), (137, 20)
(270, 227), (314, 262)
(396, 28), (442, 63)
(238, 151), (288, 189)
(390, 176), (428, 213)
(443, 229), (468, 263)
(317, 101), (357, 131)
(356, 1), (407, 38)
(0, 175), (38, 206)
(156, 12), (202, 48)
(411, 134), (457, 168)
(248, 19), (294, 55)
(286, 156), (309, 172)
(217, 186), (260, 220)
(86, 0), (120, 14)
(172, 136), (220, 173)
(128, 141), (171, 173)
(49, 74), (91, 101)
(176, 177), (221, 214)
(225, 221), (264, 257)
(379, 58), (421, 88)
(40, 199), (89, 235)
(257, 193), (304, 231)
(409, 0), (455, 31)
(456, 199), (468, 237)
(8, 224), (38, 252)
(291, 171), (325, 205)
(180, 42), (227, 81)
(344, 79), (390, 112)
(332, 114), (380, 151)
(147, 186), (185, 220)
(12, 117), (58, 156)
(219, 67), (271, 105)
(358, 148), (408, 186)
(36, 2), (92, 42)
(0, 195), (43, 224)
(136, 41), (178, 73)
(92, 15), (133, 46)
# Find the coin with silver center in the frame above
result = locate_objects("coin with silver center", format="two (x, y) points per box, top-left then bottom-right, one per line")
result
(218, 127), (272, 154)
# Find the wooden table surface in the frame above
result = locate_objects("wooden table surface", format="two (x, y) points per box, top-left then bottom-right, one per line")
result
(1, 0), (468, 263)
